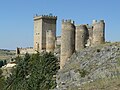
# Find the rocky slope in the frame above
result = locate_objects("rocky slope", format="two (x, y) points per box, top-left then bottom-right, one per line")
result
(56, 42), (120, 90)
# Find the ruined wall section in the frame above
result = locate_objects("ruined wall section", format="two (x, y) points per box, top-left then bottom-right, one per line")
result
(60, 20), (75, 69)
(75, 25), (89, 51)
(16, 47), (34, 55)
(92, 20), (105, 46)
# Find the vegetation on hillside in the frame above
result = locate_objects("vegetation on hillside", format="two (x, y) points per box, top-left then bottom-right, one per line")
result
(0, 69), (5, 90)
(4, 52), (59, 90)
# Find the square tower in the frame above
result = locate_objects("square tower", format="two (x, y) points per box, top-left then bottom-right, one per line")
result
(33, 15), (57, 52)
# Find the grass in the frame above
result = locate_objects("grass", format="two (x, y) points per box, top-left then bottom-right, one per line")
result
(79, 76), (120, 90)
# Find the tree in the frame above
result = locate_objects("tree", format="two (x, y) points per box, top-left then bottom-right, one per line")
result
(5, 52), (59, 90)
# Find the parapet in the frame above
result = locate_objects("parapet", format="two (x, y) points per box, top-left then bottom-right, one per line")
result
(34, 14), (57, 21)
(92, 20), (105, 25)
(62, 19), (75, 24)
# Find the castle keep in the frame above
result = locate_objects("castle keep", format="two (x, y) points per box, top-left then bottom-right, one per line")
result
(34, 15), (57, 52)
(16, 15), (57, 54)
(16, 14), (105, 69)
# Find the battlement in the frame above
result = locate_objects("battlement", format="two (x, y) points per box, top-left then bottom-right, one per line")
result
(34, 14), (57, 21)
(92, 20), (105, 25)
(62, 19), (75, 24)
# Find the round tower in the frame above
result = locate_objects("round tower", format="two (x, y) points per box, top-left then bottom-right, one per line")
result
(46, 30), (55, 52)
(60, 19), (75, 69)
(92, 20), (105, 45)
(75, 25), (89, 52)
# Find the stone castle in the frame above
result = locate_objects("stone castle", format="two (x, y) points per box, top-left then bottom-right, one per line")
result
(16, 14), (105, 69)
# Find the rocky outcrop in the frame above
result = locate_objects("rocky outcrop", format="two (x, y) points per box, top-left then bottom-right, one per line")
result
(56, 42), (120, 90)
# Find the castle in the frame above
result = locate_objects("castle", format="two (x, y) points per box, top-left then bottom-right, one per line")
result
(16, 14), (105, 69)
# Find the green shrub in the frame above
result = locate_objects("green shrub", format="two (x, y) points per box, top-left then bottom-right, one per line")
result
(79, 69), (89, 77)
(5, 52), (59, 90)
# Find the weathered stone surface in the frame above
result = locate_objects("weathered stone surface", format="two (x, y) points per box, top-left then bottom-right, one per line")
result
(60, 20), (75, 69)
(56, 42), (120, 90)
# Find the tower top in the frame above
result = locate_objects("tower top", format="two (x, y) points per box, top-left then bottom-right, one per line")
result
(62, 19), (75, 24)
(34, 14), (57, 21)
(92, 19), (105, 25)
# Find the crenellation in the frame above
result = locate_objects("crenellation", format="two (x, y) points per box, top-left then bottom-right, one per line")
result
(62, 19), (74, 24)
(34, 15), (57, 21)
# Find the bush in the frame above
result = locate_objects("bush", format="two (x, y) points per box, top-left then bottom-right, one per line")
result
(78, 69), (89, 77)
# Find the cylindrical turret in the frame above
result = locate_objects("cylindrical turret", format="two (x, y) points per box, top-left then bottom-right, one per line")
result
(75, 25), (89, 52)
(92, 20), (105, 45)
(46, 30), (55, 52)
(60, 19), (75, 69)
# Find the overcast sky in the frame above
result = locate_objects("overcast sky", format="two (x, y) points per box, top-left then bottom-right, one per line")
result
(0, 0), (120, 50)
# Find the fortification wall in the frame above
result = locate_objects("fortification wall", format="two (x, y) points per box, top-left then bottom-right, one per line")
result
(60, 19), (75, 69)
(16, 47), (34, 55)
(92, 20), (105, 45)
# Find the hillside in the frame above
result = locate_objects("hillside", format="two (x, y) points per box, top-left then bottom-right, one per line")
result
(0, 49), (16, 60)
(56, 42), (120, 90)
